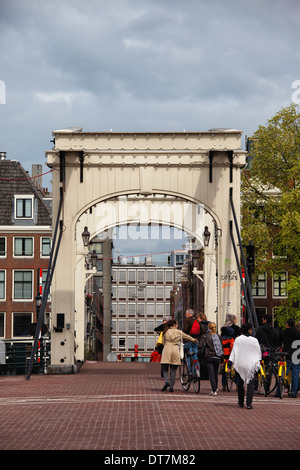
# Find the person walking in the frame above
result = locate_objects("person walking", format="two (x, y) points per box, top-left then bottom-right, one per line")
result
(160, 319), (197, 392)
(228, 322), (261, 409)
(198, 322), (224, 396)
(154, 315), (172, 379)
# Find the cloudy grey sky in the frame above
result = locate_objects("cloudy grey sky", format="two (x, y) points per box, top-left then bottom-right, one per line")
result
(1, 0), (299, 172)
(1, 0), (299, 256)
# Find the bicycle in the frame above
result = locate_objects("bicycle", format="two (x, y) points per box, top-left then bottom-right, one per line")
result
(275, 351), (292, 399)
(223, 359), (236, 392)
(180, 348), (200, 393)
(254, 355), (277, 396)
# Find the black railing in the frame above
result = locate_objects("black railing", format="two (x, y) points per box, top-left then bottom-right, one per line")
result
(0, 338), (50, 376)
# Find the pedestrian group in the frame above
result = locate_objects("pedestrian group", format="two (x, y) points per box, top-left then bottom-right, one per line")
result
(153, 310), (300, 409)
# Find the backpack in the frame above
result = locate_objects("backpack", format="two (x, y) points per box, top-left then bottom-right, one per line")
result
(221, 337), (234, 360)
(190, 319), (200, 336)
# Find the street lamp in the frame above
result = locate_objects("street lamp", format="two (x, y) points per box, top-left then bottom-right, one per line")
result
(82, 226), (90, 247)
(203, 226), (211, 247)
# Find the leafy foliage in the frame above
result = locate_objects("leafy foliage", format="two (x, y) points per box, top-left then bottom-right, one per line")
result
(241, 103), (300, 323)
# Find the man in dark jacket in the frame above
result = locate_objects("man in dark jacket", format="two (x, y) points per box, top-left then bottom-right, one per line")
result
(255, 314), (279, 360)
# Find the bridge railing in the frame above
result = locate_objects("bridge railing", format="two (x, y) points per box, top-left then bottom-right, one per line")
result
(0, 338), (50, 376)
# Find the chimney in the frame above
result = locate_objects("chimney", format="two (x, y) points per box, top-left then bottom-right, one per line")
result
(0, 152), (6, 160)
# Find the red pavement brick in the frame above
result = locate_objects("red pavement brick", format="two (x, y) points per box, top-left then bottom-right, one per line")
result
(0, 361), (299, 451)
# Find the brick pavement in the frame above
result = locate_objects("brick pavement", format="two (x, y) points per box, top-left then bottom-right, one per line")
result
(0, 361), (300, 452)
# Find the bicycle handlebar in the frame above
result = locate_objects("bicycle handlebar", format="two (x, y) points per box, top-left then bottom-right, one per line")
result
(275, 351), (289, 357)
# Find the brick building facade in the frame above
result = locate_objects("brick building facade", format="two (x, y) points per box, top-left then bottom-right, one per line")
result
(0, 155), (52, 340)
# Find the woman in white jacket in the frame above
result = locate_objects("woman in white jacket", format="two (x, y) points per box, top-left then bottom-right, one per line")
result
(161, 319), (197, 392)
(229, 322), (261, 409)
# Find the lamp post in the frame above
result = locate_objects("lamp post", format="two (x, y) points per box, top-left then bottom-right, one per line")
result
(82, 226), (90, 247)
(203, 226), (211, 247)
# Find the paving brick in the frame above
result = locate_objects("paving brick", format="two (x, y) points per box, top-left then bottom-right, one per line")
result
(0, 361), (299, 451)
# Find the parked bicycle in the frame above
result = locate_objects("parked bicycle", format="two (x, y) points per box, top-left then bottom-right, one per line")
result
(254, 354), (277, 396)
(275, 351), (292, 398)
(223, 359), (236, 392)
(180, 347), (200, 393)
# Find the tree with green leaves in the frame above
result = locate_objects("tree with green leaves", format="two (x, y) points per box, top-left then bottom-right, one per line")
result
(241, 103), (300, 326)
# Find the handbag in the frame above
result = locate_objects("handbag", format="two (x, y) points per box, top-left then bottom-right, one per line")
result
(156, 331), (163, 346)
(179, 331), (184, 360)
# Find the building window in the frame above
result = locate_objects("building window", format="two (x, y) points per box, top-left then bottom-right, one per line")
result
(128, 270), (136, 282)
(41, 237), (51, 256)
(137, 336), (145, 350)
(119, 337), (126, 349)
(118, 320), (126, 333)
(137, 320), (145, 333)
(256, 308), (267, 325)
(15, 196), (33, 219)
(146, 336), (155, 351)
(147, 270), (155, 282)
(156, 286), (164, 299)
(146, 303), (155, 315)
(14, 237), (33, 257)
(137, 270), (145, 282)
(118, 286), (126, 299)
(128, 286), (136, 299)
(0, 237), (6, 257)
(128, 320), (136, 333)
(273, 272), (287, 297)
(13, 312), (32, 337)
(165, 286), (171, 299)
(147, 320), (155, 332)
(0, 271), (5, 299)
(128, 336), (136, 349)
(165, 270), (174, 282)
(156, 303), (164, 316)
(137, 303), (145, 316)
(0, 312), (4, 337)
(119, 270), (126, 282)
(252, 273), (266, 297)
(156, 270), (164, 283)
(146, 286), (155, 299)
(89, 241), (103, 254)
(118, 303), (126, 316)
(128, 303), (136, 316)
(13, 270), (33, 300)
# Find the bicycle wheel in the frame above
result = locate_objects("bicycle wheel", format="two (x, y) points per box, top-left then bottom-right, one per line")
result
(180, 360), (190, 391)
(279, 378), (285, 399)
(226, 368), (235, 392)
(264, 367), (277, 395)
(192, 361), (200, 393)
